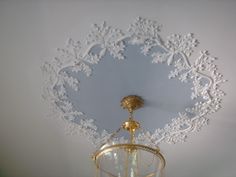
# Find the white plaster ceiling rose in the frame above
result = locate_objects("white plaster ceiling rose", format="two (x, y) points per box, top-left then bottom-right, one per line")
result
(42, 17), (226, 148)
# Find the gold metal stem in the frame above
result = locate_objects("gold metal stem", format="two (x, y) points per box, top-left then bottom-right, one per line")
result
(125, 150), (129, 177)
(130, 130), (135, 144)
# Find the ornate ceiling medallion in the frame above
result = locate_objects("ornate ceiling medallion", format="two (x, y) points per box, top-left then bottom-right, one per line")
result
(42, 17), (226, 148)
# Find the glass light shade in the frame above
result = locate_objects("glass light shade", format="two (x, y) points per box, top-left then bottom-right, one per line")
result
(94, 144), (165, 177)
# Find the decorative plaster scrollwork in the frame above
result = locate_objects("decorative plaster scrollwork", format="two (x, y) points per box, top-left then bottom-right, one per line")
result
(42, 17), (226, 148)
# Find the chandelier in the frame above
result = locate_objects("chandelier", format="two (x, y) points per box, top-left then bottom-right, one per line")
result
(92, 95), (165, 177)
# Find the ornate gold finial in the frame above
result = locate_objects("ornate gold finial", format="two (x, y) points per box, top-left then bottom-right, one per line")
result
(122, 119), (140, 132)
(120, 95), (144, 114)
(120, 95), (144, 141)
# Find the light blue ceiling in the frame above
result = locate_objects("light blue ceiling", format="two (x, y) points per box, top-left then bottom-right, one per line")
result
(62, 41), (198, 133)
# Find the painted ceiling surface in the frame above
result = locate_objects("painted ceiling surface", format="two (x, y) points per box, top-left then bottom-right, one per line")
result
(42, 17), (225, 148)
(0, 1), (235, 177)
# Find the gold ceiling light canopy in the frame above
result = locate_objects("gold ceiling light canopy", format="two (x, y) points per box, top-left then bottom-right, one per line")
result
(93, 95), (165, 177)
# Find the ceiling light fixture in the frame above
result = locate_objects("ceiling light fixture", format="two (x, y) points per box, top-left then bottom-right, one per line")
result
(93, 95), (165, 177)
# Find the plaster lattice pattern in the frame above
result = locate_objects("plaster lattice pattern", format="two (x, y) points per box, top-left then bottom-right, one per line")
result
(42, 17), (226, 148)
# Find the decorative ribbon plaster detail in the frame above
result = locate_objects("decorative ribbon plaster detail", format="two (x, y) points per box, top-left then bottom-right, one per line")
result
(42, 17), (226, 148)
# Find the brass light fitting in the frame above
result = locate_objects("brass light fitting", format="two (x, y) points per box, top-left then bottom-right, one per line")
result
(93, 95), (165, 177)
(121, 95), (143, 143)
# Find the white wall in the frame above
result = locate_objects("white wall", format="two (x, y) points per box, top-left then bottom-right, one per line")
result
(0, 1), (236, 177)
